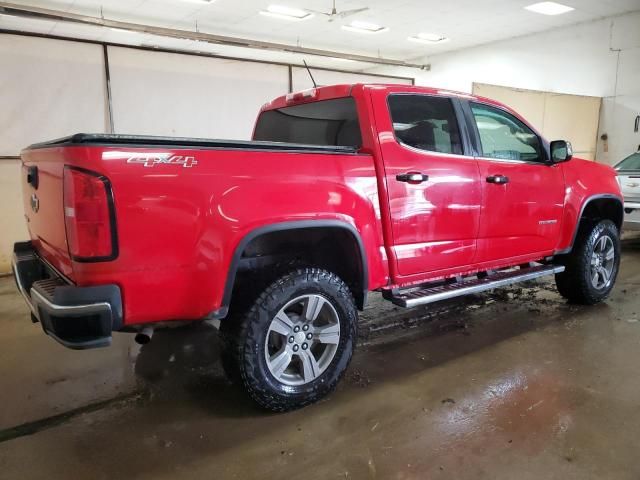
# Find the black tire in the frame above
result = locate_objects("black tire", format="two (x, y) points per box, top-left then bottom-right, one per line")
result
(555, 219), (620, 304)
(220, 268), (358, 412)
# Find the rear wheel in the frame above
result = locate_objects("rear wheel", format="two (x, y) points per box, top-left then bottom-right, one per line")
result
(555, 219), (620, 304)
(220, 268), (357, 411)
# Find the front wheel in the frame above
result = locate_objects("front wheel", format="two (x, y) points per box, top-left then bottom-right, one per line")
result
(555, 219), (620, 304)
(220, 268), (358, 412)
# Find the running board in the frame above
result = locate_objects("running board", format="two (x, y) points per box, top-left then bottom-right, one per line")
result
(388, 265), (565, 308)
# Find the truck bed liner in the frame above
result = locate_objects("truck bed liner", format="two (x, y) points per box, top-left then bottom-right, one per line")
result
(26, 133), (359, 154)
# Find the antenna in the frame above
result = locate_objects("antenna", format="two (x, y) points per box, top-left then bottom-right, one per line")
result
(303, 60), (318, 88)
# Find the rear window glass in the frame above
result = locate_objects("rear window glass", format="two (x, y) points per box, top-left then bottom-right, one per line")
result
(253, 97), (362, 148)
(615, 152), (640, 171)
(388, 94), (463, 155)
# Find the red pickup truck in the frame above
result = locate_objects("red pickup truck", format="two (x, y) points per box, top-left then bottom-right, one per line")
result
(13, 84), (623, 411)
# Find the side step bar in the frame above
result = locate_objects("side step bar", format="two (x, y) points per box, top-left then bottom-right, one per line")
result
(388, 265), (565, 308)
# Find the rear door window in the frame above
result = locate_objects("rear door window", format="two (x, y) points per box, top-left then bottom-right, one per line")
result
(253, 97), (362, 148)
(388, 94), (463, 155)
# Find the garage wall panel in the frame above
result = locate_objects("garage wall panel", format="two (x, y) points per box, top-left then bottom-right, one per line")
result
(108, 47), (289, 140)
(291, 67), (412, 92)
(473, 83), (601, 160)
(472, 83), (546, 131)
(0, 34), (108, 155)
(0, 160), (29, 273)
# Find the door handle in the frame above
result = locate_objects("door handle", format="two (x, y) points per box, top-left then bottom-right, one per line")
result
(486, 175), (509, 184)
(396, 172), (429, 184)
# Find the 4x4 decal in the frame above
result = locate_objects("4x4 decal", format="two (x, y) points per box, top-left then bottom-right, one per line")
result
(127, 154), (197, 168)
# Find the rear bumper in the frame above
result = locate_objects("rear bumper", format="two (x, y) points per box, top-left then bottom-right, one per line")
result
(12, 241), (122, 349)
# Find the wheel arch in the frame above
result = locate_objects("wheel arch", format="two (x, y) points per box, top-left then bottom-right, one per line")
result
(557, 194), (623, 255)
(218, 220), (369, 318)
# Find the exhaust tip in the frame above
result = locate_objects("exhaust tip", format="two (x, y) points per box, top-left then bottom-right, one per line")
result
(134, 327), (154, 345)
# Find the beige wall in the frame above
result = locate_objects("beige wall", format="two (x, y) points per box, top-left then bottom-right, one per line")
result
(473, 83), (602, 160)
(0, 160), (28, 273)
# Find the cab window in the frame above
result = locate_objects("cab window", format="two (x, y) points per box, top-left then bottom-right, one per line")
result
(471, 103), (544, 162)
(388, 95), (463, 155)
(253, 97), (362, 148)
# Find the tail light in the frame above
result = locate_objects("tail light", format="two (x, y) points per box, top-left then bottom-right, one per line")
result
(63, 167), (117, 261)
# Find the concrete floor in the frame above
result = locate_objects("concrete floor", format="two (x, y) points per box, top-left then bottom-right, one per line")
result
(2, 237), (640, 479)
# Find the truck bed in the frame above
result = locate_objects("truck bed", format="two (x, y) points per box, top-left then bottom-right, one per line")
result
(20, 132), (378, 326)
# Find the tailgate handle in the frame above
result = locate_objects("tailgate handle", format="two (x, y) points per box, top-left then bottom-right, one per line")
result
(27, 166), (38, 189)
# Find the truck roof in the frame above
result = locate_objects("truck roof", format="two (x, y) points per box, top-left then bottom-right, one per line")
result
(262, 83), (508, 112)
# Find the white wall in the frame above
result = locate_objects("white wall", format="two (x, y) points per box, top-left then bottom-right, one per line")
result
(108, 47), (290, 140)
(0, 160), (29, 274)
(415, 19), (618, 97)
(291, 67), (412, 91)
(372, 12), (640, 165)
(0, 33), (413, 274)
(0, 35), (109, 156)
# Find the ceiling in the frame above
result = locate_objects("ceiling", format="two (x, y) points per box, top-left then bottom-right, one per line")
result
(1, 0), (639, 71)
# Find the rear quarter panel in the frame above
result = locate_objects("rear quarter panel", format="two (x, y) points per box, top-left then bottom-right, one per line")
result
(58, 146), (386, 325)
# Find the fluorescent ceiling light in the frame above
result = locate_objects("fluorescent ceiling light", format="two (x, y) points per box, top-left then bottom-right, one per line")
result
(180, 0), (216, 3)
(524, 2), (574, 15)
(109, 27), (138, 34)
(408, 32), (450, 44)
(342, 20), (388, 34)
(259, 5), (313, 20)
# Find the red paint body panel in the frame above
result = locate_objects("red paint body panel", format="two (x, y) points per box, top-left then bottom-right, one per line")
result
(475, 159), (565, 262)
(368, 87), (482, 277)
(556, 159), (623, 250)
(19, 84), (622, 327)
(23, 144), (387, 325)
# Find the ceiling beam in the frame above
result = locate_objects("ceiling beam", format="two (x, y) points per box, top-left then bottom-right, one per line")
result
(0, 2), (431, 70)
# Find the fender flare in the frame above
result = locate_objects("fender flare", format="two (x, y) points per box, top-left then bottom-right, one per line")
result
(210, 220), (369, 319)
(556, 194), (623, 255)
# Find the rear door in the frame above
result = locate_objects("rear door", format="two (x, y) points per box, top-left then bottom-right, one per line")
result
(371, 90), (481, 278)
(466, 101), (565, 263)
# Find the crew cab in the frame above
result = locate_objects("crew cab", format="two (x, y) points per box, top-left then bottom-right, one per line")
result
(13, 84), (623, 411)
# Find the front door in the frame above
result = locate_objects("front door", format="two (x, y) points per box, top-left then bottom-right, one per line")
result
(373, 92), (482, 279)
(468, 102), (565, 263)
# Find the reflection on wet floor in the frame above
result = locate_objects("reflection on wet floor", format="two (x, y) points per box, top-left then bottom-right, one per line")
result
(1, 235), (640, 479)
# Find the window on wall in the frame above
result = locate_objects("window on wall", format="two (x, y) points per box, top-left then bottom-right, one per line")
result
(471, 103), (544, 162)
(388, 95), (463, 155)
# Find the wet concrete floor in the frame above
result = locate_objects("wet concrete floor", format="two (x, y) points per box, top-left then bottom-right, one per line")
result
(2, 236), (640, 479)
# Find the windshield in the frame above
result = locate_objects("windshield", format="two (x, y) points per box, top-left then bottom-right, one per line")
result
(253, 97), (362, 148)
(615, 152), (640, 171)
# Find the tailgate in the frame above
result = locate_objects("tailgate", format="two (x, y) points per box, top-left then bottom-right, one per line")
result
(20, 147), (74, 280)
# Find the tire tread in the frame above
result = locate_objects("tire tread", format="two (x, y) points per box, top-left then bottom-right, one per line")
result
(221, 268), (357, 412)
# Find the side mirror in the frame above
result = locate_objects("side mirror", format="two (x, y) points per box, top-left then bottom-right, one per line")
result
(550, 140), (573, 163)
